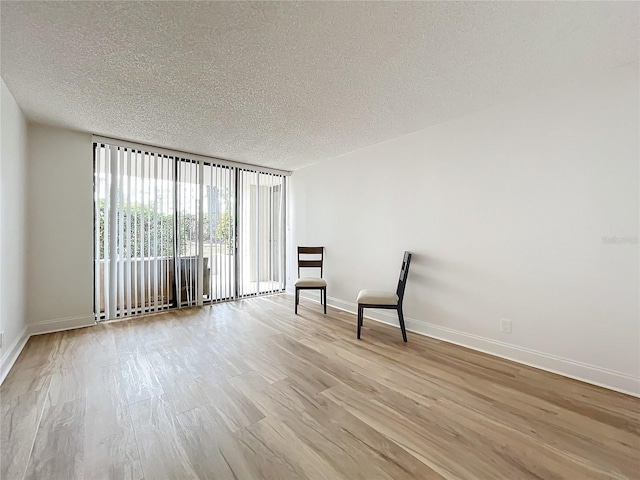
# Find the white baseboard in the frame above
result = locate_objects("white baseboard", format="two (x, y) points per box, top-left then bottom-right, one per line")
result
(28, 314), (95, 336)
(0, 314), (95, 385)
(299, 291), (640, 398)
(4, 295), (639, 398)
(0, 327), (29, 384)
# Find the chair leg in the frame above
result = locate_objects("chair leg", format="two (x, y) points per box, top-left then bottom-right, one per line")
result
(398, 305), (407, 342)
(323, 288), (327, 314)
(295, 288), (299, 314)
(357, 305), (363, 339)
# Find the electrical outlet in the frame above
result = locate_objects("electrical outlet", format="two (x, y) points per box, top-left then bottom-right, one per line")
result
(500, 319), (512, 334)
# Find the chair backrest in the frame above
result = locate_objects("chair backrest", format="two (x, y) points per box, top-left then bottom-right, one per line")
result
(297, 246), (324, 278)
(396, 251), (412, 302)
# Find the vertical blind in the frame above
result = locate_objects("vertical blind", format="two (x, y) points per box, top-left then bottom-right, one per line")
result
(174, 160), (236, 307)
(94, 140), (287, 321)
(94, 145), (176, 319)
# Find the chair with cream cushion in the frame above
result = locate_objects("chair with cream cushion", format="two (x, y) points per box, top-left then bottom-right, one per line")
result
(295, 246), (327, 314)
(357, 251), (412, 342)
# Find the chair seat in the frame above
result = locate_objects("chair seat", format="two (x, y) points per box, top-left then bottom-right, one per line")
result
(295, 277), (327, 287)
(357, 289), (398, 305)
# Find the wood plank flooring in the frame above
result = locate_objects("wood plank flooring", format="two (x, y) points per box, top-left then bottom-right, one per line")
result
(1, 294), (639, 479)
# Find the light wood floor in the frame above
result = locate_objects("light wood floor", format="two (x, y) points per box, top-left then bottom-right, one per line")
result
(2, 294), (639, 480)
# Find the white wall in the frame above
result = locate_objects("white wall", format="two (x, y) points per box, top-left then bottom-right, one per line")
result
(0, 78), (29, 374)
(290, 63), (640, 395)
(26, 123), (94, 331)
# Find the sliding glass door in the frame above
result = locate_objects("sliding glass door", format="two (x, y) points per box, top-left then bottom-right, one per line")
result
(94, 141), (285, 321)
(237, 170), (286, 297)
(175, 160), (235, 307)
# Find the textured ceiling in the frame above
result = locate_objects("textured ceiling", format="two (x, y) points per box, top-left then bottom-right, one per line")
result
(1, 2), (638, 170)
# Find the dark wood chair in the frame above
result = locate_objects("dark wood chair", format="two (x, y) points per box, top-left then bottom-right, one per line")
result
(295, 246), (327, 314)
(356, 251), (412, 342)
